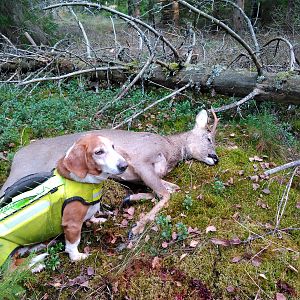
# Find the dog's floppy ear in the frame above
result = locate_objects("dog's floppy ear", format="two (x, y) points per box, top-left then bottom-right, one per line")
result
(63, 144), (88, 178)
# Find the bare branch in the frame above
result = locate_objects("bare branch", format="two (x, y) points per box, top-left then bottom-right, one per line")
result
(43, 2), (180, 62)
(69, 7), (92, 58)
(264, 160), (300, 176)
(185, 27), (196, 64)
(220, 0), (260, 54)
(178, 0), (263, 75)
(113, 83), (191, 129)
(24, 32), (38, 47)
(8, 66), (126, 86)
(213, 88), (263, 112)
(262, 37), (297, 71)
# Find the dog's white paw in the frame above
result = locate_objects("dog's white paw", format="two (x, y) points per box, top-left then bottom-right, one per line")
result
(70, 252), (89, 261)
(90, 216), (107, 224)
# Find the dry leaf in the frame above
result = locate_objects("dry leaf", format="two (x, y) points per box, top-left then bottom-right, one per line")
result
(151, 226), (159, 232)
(206, 225), (217, 234)
(226, 285), (235, 293)
(87, 267), (94, 276)
(296, 202), (300, 209)
(162, 242), (168, 248)
(275, 293), (286, 300)
(172, 232), (178, 240)
(250, 175), (259, 182)
(151, 256), (162, 269)
(190, 240), (199, 248)
(145, 235), (150, 242)
(211, 238), (230, 247)
(238, 170), (245, 176)
(127, 242), (134, 249)
(232, 256), (242, 263)
(120, 219), (128, 227)
(179, 253), (188, 261)
(229, 133), (235, 137)
(253, 183), (260, 190)
(259, 273), (267, 280)
(251, 257), (262, 267)
(127, 207), (135, 216)
(262, 188), (271, 194)
(230, 237), (241, 245)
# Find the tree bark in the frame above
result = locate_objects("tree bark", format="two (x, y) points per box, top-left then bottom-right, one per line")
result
(3, 57), (300, 104)
(233, 0), (244, 33)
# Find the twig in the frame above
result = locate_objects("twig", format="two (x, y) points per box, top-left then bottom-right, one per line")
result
(185, 27), (196, 64)
(24, 32), (37, 47)
(12, 66), (126, 86)
(110, 16), (118, 60)
(220, 0), (260, 54)
(43, 2), (180, 62)
(178, 0), (263, 75)
(69, 7), (92, 58)
(0, 33), (17, 51)
(264, 160), (300, 176)
(262, 37), (296, 71)
(274, 167), (298, 231)
(113, 83), (191, 129)
(213, 88), (263, 112)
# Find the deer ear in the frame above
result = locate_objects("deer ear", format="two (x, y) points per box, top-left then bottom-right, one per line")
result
(194, 110), (208, 129)
(63, 144), (88, 178)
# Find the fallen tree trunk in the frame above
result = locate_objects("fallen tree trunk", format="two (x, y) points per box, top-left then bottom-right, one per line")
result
(2, 58), (300, 104)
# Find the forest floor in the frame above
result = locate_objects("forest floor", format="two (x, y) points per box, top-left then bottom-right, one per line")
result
(0, 82), (299, 300)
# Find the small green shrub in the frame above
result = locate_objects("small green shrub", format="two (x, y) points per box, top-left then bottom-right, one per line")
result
(175, 222), (189, 241)
(182, 195), (193, 210)
(155, 214), (172, 240)
(45, 242), (64, 271)
(213, 178), (225, 194)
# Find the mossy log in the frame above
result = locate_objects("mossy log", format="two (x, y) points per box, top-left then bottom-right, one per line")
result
(2, 56), (300, 104)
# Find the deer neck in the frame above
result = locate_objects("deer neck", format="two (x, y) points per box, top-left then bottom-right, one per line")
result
(166, 131), (191, 167)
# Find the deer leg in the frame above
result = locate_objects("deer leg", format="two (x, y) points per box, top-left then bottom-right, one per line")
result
(130, 166), (170, 235)
(123, 192), (155, 207)
(161, 180), (180, 193)
(62, 201), (89, 261)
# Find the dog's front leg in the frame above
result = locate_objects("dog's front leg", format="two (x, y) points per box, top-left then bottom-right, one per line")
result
(62, 201), (89, 261)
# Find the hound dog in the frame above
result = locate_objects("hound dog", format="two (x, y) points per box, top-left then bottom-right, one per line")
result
(0, 134), (128, 269)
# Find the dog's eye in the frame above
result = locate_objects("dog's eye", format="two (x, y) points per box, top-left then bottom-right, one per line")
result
(95, 149), (104, 155)
(207, 137), (211, 143)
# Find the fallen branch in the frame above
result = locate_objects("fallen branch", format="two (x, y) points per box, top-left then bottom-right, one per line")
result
(264, 160), (300, 176)
(13, 66), (127, 86)
(113, 83), (191, 129)
(44, 1), (180, 62)
(69, 7), (92, 58)
(213, 88), (263, 112)
(263, 37), (296, 71)
(178, 0), (263, 75)
(274, 167), (298, 231)
(185, 27), (196, 64)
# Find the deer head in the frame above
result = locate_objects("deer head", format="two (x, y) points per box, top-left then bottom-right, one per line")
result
(186, 109), (219, 166)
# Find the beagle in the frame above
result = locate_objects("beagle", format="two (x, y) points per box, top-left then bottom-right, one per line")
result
(0, 134), (128, 267)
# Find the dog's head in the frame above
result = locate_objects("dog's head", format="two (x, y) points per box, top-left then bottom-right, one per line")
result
(61, 134), (128, 183)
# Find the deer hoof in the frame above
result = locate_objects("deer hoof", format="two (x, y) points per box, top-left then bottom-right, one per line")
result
(121, 195), (131, 208)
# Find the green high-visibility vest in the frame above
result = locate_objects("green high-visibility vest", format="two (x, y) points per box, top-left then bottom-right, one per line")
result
(0, 170), (104, 267)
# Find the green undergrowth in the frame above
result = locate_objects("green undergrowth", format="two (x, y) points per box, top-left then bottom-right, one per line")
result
(0, 82), (299, 299)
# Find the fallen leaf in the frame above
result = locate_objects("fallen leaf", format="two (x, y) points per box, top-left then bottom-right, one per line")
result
(83, 246), (90, 254)
(190, 240), (199, 248)
(145, 235), (150, 242)
(211, 238), (230, 247)
(259, 273), (267, 280)
(275, 293), (286, 300)
(127, 242), (134, 249)
(188, 226), (200, 234)
(257, 199), (269, 209)
(112, 281), (119, 293)
(262, 188), (271, 194)
(226, 285), (235, 293)
(277, 280), (296, 296)
(206, 225), (217, 234)
(87, 267), (94, 276)
(227, 177), (234, 185)
(251, 257), (262, 267)
(179, 253), (188, 261)
(151, 226), (159, 232)
(238, 170), (244, 176)
(230, 237), (241, 245)
(253, 183), (260, 190)
(232, 256), (242, 263)
(162, 242), (168, 248)
(296, 202), (300, 209)
(197, 194), (203, 200)
(172, 232), (178, 240)
(127, 207), (135, 216)
(80, 281), (89, 288)
(229, 133), (235, 137)
(250, 175), (259, 182)
(120, 219), (128, 227)
(253, 164), (259, 171)
(151, 256), (162, 269)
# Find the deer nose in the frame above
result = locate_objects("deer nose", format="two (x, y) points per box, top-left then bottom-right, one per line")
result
(117, 161), (128, 173)
(208, 154), (219, 164)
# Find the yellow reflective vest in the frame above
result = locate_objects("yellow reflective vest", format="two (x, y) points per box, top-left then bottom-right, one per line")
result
(0, 170), (104, 267)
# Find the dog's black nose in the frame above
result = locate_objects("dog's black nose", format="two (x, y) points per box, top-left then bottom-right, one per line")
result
(117, 161), (128, 172)
(208, 154), (219, 164)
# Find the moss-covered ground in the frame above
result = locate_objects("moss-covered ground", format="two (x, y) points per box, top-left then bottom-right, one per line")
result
(0, 84), (299, 299)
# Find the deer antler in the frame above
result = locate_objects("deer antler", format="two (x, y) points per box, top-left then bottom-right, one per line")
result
(210, 108), (219, 135)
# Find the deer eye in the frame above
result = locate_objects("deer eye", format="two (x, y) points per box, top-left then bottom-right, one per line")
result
(112, 145), (115, 149)
(207, 137), (212, 143)
(95, 149), (104, 155)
